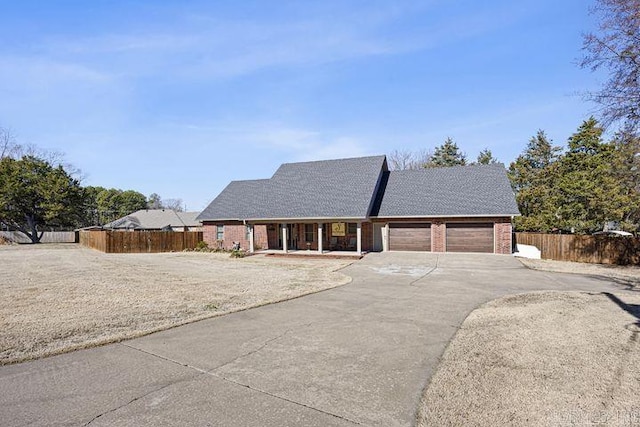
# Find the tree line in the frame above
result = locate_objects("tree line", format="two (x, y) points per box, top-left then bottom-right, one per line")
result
(391, 117), (640, 234)
(0, 128), (184, 243)
(510, 118), (639, 233)
(388, 139), (498, 170)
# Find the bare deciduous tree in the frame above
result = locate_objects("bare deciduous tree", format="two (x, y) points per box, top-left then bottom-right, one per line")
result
(162, 198), (184, 212)
(581, 0), (640, 131)
(0, 126), (84, 181)
(0, 127), (20, 159)
(387, 148), (431, 170)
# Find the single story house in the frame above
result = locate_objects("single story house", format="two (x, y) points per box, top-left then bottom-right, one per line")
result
(103, 209), (203, 232)
(196, 155), (520, 254)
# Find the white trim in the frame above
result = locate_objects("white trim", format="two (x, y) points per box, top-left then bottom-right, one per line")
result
(382, 223), (389, 252)
(493, 222), (497, 254)
(249, 225), (255, 253)
(282, 224), (288, 253)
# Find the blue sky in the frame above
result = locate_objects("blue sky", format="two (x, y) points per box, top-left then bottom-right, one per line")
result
(0, 0), (602, 211)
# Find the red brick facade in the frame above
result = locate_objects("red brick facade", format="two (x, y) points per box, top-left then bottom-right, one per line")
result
(204, 218), (513, 254)
(203, 221), (374, 252)
(202, 222), (268, 251)
(493, 220), (513, 254)
(373, 217), (513, 254)
(431, 221), (446, 252)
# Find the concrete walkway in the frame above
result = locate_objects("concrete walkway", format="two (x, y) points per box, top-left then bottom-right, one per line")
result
(0, 253), (633, 427)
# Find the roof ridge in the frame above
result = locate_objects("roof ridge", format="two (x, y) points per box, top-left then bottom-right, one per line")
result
(389, 163), (506, 173)
(278, 154), (386, 167)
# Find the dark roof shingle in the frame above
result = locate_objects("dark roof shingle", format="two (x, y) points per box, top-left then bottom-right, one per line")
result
(197, 155), (387, 221)
(372, 164), (520, 217)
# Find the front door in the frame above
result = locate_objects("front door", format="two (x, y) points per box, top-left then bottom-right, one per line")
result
(373, 223), (383, 252)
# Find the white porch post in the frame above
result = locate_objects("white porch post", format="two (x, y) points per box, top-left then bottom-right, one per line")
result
(248, 224), (255, 253)
(282, 223), (288, 253)
(356, 221), (362, 255)
(318, 223), (323, 253)
(382, 223), (389, 252)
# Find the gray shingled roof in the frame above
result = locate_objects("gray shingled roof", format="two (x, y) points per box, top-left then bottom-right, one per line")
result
(197, 156), (387, 221)
(372, 164), (520, 217)
(175, 211), (204, 227)
(104, 209), (202, 229)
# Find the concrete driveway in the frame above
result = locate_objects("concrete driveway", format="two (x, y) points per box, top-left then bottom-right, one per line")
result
(0, 253), (631, 427)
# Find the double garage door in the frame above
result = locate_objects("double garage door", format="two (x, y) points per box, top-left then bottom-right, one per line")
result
(388, 222), (494, 253)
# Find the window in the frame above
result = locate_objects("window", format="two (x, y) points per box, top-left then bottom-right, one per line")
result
(347, 223), (357, 234)
(305, 224), (315, 242)
(216, 225), (224, 240)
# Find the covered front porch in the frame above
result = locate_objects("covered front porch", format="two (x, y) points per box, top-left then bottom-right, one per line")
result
(247, 221), (370, 255)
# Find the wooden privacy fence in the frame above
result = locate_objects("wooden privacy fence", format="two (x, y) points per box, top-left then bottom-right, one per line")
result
(515, 232), (640, 265)
(79, 230), (203, 253)
(0, 231), (77, 244)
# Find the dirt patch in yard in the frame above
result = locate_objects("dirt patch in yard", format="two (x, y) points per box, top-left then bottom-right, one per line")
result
(419, 291), (640, 427)
(519, 258), (640, 289)
(0, 244), (352, 365)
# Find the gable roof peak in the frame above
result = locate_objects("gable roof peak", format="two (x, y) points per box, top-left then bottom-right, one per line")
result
(278, 154), (386, 167)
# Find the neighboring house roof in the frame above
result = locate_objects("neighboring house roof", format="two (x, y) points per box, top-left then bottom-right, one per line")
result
(372, 164), (520, 217)
(197, 156), (520, 222)
(197, 155), (388, 221)
(104, 209), (202, 229)
(175, 211), (204, 227)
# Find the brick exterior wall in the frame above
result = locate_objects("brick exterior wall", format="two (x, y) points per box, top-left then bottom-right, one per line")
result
(204, 221), (374, 253)
(494, 219), (513, 255)
(205, 218), (514, 254)
(202, 223), (219, 248)
(202, 222), (268, 251)
(375, 217), (514, 254)
(431, 221), (446, 252)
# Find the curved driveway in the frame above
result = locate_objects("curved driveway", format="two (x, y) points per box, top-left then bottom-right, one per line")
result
(0, 253), (632, 426)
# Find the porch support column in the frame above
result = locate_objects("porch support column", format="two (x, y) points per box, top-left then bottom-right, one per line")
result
(356, 221), (362, 255)
(382, 223), (389, 252)
(248, 224), (255, 253)
(282, 223), (288, 253)
(318, 223), (323, 253)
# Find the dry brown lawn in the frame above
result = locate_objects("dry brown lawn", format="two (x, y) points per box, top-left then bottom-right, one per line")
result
(520, 258), (640, 289)
(419, 291), (640, 427)
(0, 244), (352, 365)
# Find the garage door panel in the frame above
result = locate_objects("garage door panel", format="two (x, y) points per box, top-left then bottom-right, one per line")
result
(389, 223), (431, 251)
(446, 223), (493, 253)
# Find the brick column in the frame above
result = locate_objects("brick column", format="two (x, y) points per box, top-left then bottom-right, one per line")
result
(432, 221), (446, 252)
(494, 221), (513, 254)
